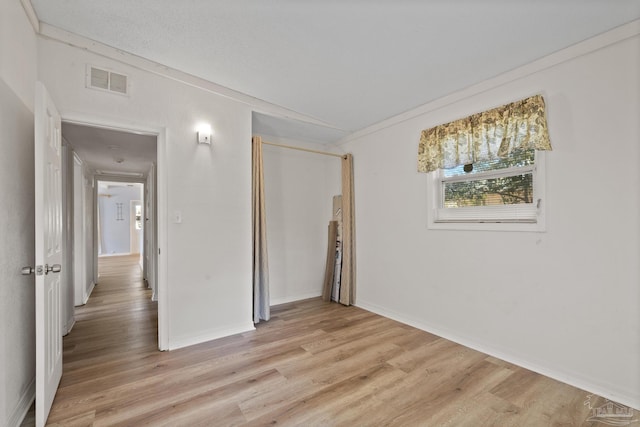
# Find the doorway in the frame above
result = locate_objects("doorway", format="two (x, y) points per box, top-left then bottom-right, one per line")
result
(96, 180), (144, 278)
(97, 181), (143, 256)
(60, 120), (166, 348)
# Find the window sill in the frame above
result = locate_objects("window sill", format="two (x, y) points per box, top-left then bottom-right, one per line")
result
(427, 220), (545, 232)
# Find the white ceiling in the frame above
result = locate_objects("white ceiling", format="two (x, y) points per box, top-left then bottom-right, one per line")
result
(32, 1), (640, 143)
(62, 122), (156, 177)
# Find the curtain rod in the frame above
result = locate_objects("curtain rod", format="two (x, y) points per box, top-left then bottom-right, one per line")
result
(261, 140), (346, 159)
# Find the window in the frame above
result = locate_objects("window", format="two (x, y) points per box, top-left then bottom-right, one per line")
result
(428, 149), (545, 231)
(418, 95), (552, 231)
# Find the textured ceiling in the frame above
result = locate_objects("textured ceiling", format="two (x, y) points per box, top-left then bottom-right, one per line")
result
(62, 123), (156, 177)
(32, 1), (640, 142)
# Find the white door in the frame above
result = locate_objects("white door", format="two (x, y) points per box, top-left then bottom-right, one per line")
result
(34, 82), (63, 427)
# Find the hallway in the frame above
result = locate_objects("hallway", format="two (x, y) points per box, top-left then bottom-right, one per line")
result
(44, 254), (158, 425)
(64, 254), (157, 361)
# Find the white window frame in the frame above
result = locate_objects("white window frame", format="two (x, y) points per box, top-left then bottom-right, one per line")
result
(427, 152), (546, 232)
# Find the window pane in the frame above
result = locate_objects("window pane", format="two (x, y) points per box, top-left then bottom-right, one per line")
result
(443, 149), (535, 177)
(444, 173), (533, 207)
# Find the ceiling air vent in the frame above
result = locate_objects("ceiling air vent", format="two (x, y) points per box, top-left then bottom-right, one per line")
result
(87, 65), (129, 95)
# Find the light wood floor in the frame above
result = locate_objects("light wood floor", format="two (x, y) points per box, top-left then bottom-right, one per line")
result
(24, 254), (624, 426)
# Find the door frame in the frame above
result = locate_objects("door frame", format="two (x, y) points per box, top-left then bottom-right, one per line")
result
(72, 152), (87, 306)
(62, 113), (169, 350)
(144, 163), (157, 301)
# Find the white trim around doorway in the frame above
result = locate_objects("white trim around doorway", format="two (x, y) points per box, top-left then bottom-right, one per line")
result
(61, 112), (169, 351)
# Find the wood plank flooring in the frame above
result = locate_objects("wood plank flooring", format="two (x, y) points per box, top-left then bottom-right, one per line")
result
(23, 254), (630, 426)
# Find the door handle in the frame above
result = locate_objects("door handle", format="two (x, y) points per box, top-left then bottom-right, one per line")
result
(44, 264), (62, 274)
(21, 265), (44, 275)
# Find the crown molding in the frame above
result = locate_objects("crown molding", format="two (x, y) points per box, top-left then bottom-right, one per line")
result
(20, 0), (39, 33)
(37, 22), (344, 132)
(337, 19), (640, 147)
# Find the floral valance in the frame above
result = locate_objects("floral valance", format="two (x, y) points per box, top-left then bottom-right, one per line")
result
(417, 95), (552, 173)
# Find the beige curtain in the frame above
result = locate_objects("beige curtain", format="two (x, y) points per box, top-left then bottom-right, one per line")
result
(339, 154), (356, 306)
(417, 94), (552, 173)
(252, 136), (270, 323)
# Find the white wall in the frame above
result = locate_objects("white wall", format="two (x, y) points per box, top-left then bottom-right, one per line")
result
(341, 31), (640, 408)
(98, 183), (142, 255)
(145, 163), (157, 300)
(0, 1), (37, 112)
(0, 1), (38, 426)
(61, 143), (75, 333)
(38, 37), (255, 349)
(260, 136), (341, 305)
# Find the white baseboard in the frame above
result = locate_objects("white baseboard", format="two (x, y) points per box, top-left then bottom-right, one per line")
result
(356, 299), (640, 411)
(64, 316), (76, 336)
(83, 281), (95, 305)
(98, 252), (137, 258)
(270, 291), (322, 306)
(168, 322), (256, 351)
(6, 377), (34, 427)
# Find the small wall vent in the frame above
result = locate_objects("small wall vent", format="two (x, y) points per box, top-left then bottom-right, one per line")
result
(86, 65), (129, 95)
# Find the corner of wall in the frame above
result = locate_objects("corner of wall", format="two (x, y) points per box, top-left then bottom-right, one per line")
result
(168, 322), (256, 351)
